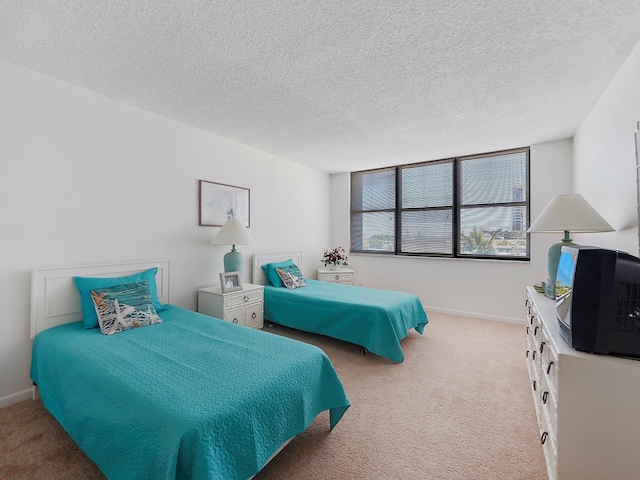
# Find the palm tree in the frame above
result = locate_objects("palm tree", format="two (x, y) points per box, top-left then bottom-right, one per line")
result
(460, 226), (498, 254)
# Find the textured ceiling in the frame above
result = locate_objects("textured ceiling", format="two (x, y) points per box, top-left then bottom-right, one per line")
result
(2, 1), (640, 173)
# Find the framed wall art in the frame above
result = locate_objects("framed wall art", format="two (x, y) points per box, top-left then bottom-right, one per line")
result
(199, 180), (250, 227)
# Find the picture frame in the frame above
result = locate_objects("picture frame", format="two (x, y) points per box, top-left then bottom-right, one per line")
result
(220, 271), (243, 293)
(199, 180), (250, 227)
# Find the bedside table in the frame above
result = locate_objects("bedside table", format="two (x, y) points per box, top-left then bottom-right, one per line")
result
(197, 283), (264, 329)
(316, 267), (354, 285)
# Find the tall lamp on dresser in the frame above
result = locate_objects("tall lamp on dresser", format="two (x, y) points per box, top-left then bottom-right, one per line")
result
(527, 193), (614, 299)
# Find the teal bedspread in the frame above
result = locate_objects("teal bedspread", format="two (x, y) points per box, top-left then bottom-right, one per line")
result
(264, 280), (429, 363)
(31, 305), (350, 480)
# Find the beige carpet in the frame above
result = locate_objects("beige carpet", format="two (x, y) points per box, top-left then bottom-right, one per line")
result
(0, 312), (547, 479)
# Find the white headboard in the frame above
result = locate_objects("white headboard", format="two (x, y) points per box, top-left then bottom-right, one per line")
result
(30, 260), (170, 339)
(253, 252), (302, 285)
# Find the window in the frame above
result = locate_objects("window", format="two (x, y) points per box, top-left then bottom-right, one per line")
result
(351, 168), (396, 252)
(350, 148), (530, 260)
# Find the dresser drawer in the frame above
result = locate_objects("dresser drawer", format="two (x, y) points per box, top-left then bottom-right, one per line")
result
(541, 416), (557, 479)
(541, 341), (558, 397)
(538, 371), (558, 435)
(526, 333), (536, 378)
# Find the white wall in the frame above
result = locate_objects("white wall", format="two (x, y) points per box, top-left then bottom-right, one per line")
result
(573, 40), (640, 254)
(331, 139), (573, 322)
(0, 60), (331, 405)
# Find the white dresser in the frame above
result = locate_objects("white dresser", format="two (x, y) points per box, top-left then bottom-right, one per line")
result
(316, 267), (354, 285)
(198, 283), (264, 329)
(525, 286), (640, 480)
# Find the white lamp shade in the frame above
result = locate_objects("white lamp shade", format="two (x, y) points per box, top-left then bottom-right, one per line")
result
(527, 194), (614, 233)
(210, 218), (255, 246)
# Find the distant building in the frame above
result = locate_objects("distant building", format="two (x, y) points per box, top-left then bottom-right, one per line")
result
(512, 184), (525, 231)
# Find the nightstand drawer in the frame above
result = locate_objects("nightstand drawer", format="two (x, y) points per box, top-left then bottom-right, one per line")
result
(316, 267), (355, 285)
(224, 307), (244, 325)
(244, 303), (263, 329)
(224, 289), (263, 308)
(318, 272), (352, 283)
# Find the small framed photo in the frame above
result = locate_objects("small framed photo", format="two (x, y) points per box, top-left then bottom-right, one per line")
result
(220, 271), (243, 293)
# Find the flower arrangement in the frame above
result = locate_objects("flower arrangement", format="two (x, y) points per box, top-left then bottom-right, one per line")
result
(322, 246), (349, 268)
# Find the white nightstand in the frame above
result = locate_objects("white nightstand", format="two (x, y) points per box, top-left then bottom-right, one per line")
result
(197, 283), (264, 329)
(316, 267), (354, 285)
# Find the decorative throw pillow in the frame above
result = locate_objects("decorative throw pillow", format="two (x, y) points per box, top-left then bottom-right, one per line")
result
(275, 268), (308, 289)
(90, 281), (162, 335)
(74, 267), (164, 329)
(262, 259), (305, 287)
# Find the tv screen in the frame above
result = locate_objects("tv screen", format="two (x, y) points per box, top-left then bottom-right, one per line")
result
(555, 245), (640, 358)
(556, 247), (577, 330)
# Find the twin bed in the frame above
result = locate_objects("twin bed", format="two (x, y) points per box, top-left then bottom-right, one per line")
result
(30, 253), (428, 479)
(253, 252), (429, 363)
(30, 260), (350, 480)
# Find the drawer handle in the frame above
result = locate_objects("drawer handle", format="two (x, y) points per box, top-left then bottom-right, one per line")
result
(525, 350), (529, 358)
(542, 391), (549, 404)
(546, 361), (554, 375)
(534, 326), (539, 336)
(530, 315), (534, 325)
(540, 432), (548, 445)
(532, 380), (537, 391)
(243, 295), (249, 302)
(539, 342), (545, 354)
(532, 351), (536, 361)
(526, 326), (529, 335)
(233, 318), (239, 324)
(252, 312), (257, 319)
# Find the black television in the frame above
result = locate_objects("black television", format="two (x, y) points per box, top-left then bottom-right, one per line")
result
(555, 245), (640, 358)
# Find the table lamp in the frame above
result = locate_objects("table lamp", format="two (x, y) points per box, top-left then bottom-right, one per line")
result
(210, 218), (255, 272)
(527, 193), (614, 299)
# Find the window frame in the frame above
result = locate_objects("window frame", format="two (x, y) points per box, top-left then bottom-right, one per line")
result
(350, 147), (530, 261)
(349, 166), (397, 255)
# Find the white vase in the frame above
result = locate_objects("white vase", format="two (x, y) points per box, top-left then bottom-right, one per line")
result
(328, 264), (340, 271)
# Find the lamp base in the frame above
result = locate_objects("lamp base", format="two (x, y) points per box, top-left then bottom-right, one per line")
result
(545, 232), (576, 299)
(223, 246), (243, 273)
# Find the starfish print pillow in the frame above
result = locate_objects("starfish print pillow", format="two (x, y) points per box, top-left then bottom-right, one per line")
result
(90, 281), (162, 335)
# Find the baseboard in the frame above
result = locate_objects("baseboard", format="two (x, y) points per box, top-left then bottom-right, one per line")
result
(0, 388), (33, 409)
(425, 305), (524, 325)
